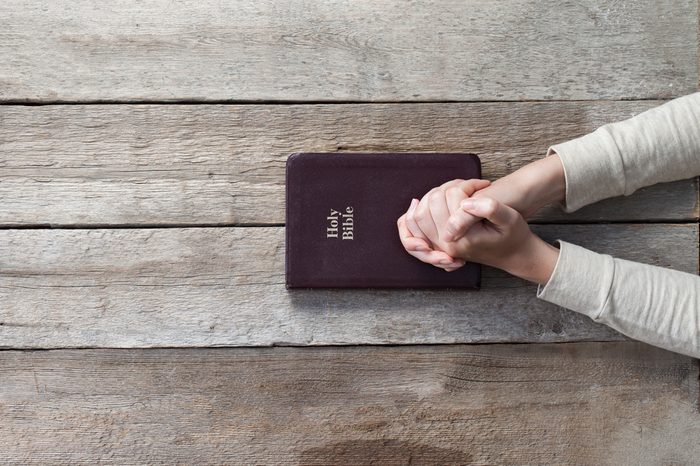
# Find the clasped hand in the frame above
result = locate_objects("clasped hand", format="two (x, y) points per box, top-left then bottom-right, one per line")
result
(396, 178), (534, 272)
(395, 155), (565, 285)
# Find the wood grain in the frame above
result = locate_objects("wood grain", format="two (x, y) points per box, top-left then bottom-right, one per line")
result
(0, 0), (696, 102)
(1, 343), (698, 464)
(1, 101), (697, 226)
(1, 224), (695, 348)
(1, 2), (697, 461)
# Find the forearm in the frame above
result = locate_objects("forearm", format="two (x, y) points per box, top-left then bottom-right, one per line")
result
(473, 153), (566, 218)
(480, 93), (700, 217)
(501, 234), (560, 286)
(538, 240), (700, 359)
(549, 92), (700, 212)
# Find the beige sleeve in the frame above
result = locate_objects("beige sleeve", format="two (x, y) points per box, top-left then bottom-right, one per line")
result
(537, 240), (700, 359)
(548, 92), (700, 213)
(536, 93), (700, 358)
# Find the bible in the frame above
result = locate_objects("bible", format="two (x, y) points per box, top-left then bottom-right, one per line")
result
(285, 152), (482, 289)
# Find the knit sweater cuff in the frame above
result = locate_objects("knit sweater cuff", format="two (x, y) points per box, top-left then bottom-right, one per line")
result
(536, 240), (615, 322)
(547, 125), (627, 213)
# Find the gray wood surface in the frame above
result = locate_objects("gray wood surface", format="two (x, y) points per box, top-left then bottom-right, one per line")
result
(1, 343), (698, 464)
(1, 0), (698, 462)
(1, 102), (697, 227)
(0, 0), (696, 102)
(1, 223), (696, 348)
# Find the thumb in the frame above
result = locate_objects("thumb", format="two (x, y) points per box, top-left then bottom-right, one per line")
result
(460, 196), (517, 228)
(444, 210), (481, 242)
(457, 178), (491, 196)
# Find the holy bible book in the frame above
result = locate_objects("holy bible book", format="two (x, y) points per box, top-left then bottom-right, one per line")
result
(285, 152), (482, 289)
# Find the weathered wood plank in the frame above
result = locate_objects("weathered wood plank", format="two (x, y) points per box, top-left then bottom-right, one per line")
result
(1, 343), (698, 464)
(1, 102), (696, 226)
(0, 224), (695, 348)
(0, 0), (696, 102)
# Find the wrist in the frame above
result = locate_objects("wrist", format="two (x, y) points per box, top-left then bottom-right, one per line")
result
(471, 175), (530, 217)
(509, 153), (566, 217)
(503, 234), (560, 285)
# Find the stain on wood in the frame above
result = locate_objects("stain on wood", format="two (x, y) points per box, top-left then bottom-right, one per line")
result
(0, 343), (697, 464)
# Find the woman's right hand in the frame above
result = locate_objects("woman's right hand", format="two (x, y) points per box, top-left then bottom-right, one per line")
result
(442, 152), (566, 242)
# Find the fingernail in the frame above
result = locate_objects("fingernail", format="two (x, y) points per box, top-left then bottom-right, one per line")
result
(409, 198), (418, 210)
(439, 259), (452, 265)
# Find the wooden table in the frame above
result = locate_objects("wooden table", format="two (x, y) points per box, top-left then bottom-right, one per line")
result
(1, 1), (699, 463)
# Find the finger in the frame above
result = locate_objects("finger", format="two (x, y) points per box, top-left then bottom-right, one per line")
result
(405, 199), (433, 249)
(413, 190), (440, 245)
(397, 214), (431, 252)
(442, 179), (492, 241)
(443, 179), (491, 216)
(445, 186), (466, 217)
(398, 212), (429, 253)
(398, 202), (432, 252)
(443, 210), (483, 242)
(438, 178), (471, 191)
(426, 251), (465, 269)
(400, 201), (466, 269)
(428, 190), (451, 241)
(405, 198), (433, 247)
(443, 260), (468, 272)
(398, 213), (463, 268)
(461, 196), (518, 228)
(453, 178), (491, 197)
(438, 178), (490, 192)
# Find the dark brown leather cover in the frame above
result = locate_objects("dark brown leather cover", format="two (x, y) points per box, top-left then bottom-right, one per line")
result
(285, 152), (481, 289)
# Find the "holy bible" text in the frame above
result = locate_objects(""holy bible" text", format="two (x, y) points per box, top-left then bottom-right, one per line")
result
(326, 206), (354, 240)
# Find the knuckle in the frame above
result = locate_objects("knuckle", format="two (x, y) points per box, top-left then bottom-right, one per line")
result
(412, 208), (425, 222)
(445, 186), (460, 197)
(447, 216), (463, 233)
(428, 190), (442, 203)
(482, 198), (498, 214)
